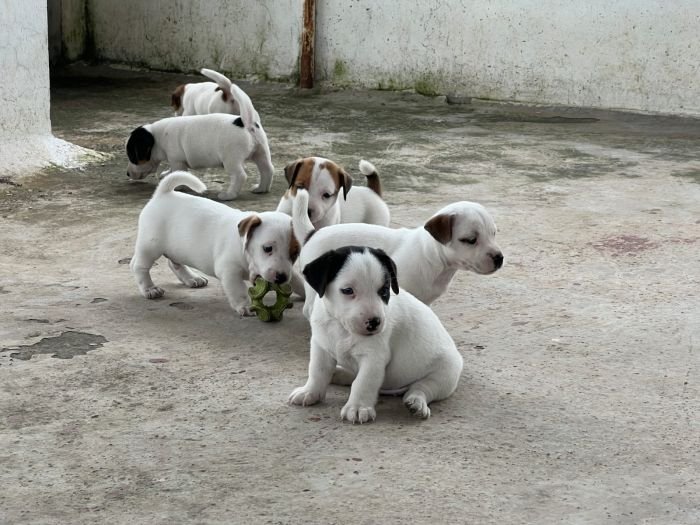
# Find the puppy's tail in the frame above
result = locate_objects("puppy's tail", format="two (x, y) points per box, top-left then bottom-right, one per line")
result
(154, 171), (207, 198)
(292, 188), (316, 246)
(200, 68), (232, 91)
(230, 83), (263, 140)
(359, 159), (382, 197)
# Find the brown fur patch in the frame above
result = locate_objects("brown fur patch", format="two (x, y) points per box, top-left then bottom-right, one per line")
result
(285, 158), (316, 194)
(289, 231), (301, 262)
(215, 86), (229, 102)
(171, 84), (186, 111)
(237, 214), (262, 247)
(365, 172), (382, 197)
(424, 213), (454, 244)
(320, 161), (353, 199)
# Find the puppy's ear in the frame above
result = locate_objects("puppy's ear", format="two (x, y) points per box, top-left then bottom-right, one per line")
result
(369, 248), (399, 295)
(284, 159), (304, 187)
(338, 168), (353, 200)
(237, 214), (262, 248)
(424, 213), (455, 244)
(288, 225), (301, 262)
(302, 248), (352, 298)
(126, 127), (155, 164)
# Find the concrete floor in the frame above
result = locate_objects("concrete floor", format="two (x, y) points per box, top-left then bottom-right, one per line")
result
(1, 65), (699, 524)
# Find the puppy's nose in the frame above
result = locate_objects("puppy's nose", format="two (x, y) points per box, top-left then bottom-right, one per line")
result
(491, 252), (504, 269)
(274, 272), (288, 284)
(366, 317), (381, 332)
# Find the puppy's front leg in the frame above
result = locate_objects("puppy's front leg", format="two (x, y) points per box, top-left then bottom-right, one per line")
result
(288, 338), (336, 407)
(341, 354), (387, 424)
(220, 274), (254, 316)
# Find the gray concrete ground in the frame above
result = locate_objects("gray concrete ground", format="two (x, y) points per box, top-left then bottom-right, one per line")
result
(1, 65), (699, 524)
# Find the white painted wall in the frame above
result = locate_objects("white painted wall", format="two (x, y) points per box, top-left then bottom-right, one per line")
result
(65, 0), (700, 116)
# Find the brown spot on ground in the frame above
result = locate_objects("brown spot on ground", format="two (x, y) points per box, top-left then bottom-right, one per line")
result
(590, 234), (659, 256)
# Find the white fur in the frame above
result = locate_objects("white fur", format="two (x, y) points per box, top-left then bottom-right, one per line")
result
(130, 171), (295, 316)
(276, 158), (390, 228)
(288, 249), (463, 423)
(127, 84), (273, 201)
(292, 189), (503, 316)
(176, 68), (240, 116)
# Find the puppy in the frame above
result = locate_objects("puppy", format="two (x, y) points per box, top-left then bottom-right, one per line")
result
(292, 189), (503, 316)
(130, 171), (299, 316)
(277, 157), (390, 228)
(171, 68), (241, 116)
(288, 246), (463, 423)
(126, 83), (273, 201)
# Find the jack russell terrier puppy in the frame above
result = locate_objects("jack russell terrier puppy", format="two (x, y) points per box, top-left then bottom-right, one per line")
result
(130, 171), (299, 316)
(288, 246), (463, 423)
(171, 68), (241, 116)
(277, 157), (390, 228)
(126, 83), (273, 201)
(292, 189), (503, 317)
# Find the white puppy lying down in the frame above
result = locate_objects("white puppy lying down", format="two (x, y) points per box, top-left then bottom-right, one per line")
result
(171, 68), (241, 116)
(130, 171), (299, 316)
(126, 82), (273, 201)
(276, 157), (390, 228)
(288, 246), (463, 423)
(291, 189), (503, 317)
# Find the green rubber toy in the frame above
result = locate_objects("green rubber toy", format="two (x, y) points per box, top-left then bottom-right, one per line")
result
(247, 277), (293, 322)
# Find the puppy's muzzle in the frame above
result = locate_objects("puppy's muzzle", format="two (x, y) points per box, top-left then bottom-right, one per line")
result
(274, 272), (289, 284)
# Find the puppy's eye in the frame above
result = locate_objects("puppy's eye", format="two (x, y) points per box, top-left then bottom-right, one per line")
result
(460, 237), (478, 245)
(322, 192), (332, 199)
(340, 287), (354, 296)
(263, 245), (273, 254)
(379, 285), (390, 300)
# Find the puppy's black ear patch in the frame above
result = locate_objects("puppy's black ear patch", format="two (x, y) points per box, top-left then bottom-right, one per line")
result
(233, 117), (244, 127)
(126, 126), (155, 164)
(369, 247), (399, 296)
(284, 159), (303, 187)
(303, 246), (363, 298)
(424, 213), (455, 244)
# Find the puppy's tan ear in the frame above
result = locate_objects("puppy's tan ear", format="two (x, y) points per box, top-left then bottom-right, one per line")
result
(424, 213), (454, 244)
(338, 169), (353, 200)
(289, 227), (301, 262)
(238, 214), (262, 248)
(284, 159), (304, 187)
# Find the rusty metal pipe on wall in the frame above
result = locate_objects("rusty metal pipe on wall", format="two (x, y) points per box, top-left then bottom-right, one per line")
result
(300, 0), (315, 88)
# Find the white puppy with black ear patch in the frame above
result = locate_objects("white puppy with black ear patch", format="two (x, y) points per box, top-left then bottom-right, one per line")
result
(277, 157), (390, 228)
(291, 189), (503, 317)
(171, 68), (241, 116)
(126, 82), (273, 201)
(288, 246), (463, 423)
(131, 171), (299, 316)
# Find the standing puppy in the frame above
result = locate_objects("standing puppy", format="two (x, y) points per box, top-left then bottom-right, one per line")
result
(126, 83), (273, 201)
(277, 157), (390, 228)
(131, 171), (299, 316)
(171, 68), (241, 116)
(288, 246), (463, 423)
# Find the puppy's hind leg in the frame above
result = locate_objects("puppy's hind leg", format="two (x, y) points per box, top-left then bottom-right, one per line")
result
(402, 354), (462, 419)
(250, 143), (274, 193)
(331, 366), (356, 386)
(218, 162), (247, 201)
(167, 259), (208, 288)
(130, 249), (165, 299)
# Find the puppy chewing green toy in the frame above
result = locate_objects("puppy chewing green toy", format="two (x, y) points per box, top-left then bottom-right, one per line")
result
(247, 277), (293, 322)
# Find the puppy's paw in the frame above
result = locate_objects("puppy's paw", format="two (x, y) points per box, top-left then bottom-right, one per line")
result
(187, 275), (208, 288)
(217, 191), (238, 201)
(288, 387), (322, 407)
(404, 394), (431, 419)
(143, 286), (165, 299)
(235, 304), (255, 317)
(341, 404), (376, 424)
(251, 184), (269, 194)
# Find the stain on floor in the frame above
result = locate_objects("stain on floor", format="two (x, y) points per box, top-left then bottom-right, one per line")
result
(2, 331), (108, 360)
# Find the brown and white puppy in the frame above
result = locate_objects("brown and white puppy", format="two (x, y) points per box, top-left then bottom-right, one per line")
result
(276, 157), (390, 229)
(131, 171), (298, 316)
(288, 246), (463, 423)
(126, 83), (274, 201)
(291, 189), (503, 317)
(171, 68), (241, 116)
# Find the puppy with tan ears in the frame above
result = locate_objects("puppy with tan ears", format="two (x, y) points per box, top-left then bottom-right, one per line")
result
(130, 171), (299, 316)
(276, 157), (390, 228)
(291, 189), (503, 317)
(289, 246), (463, 423)
(171, 68), (241, 116)
(126, 83), (273, 201)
